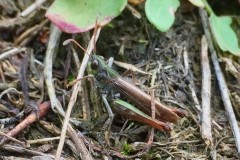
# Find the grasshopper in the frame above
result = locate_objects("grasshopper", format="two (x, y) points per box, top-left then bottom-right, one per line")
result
(90, 55), (186, 131)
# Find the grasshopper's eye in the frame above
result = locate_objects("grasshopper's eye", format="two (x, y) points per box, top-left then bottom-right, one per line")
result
(91, 59), (99, 70)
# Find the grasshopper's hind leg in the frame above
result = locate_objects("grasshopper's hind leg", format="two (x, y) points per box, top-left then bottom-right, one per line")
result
(101, 94), (115, 146)
(100, 57), (116, 146)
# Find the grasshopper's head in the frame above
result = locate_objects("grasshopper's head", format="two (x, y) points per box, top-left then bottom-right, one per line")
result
(90, 55), (119, 78)
(90, 55), (106, 72)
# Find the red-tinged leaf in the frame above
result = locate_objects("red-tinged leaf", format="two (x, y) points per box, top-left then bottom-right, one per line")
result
(46, 0), (127, 33)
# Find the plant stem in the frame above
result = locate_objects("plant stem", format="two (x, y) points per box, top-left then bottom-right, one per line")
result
(201, 0), (215, 16)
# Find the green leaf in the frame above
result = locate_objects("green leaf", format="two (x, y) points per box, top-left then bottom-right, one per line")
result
(46, 0), (127, 33)
(209, 15), (240, 56)
(188, 0), (204, 8)
(145, 0), (180, 32)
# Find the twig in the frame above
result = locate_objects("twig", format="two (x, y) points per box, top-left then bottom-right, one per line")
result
(183, 46), (189, 76)
(71, 47), (80, 69)
(27, 136), (60, 144)
(2, 144), (54, 159)
(126, 4), (141, 19)
(200, 36), (213, 147)
(183, 47), (201, 113)
(0, 131), (25, 146)
(182, 38), (220, 137)
(20, 0), (46, 17)
(0, 82), (18, 90)
(0, 101), (51, 145)
(0, 88), (22, 99)
(199, 8), (240, 155)
(0, 48), (26, 61)
(0, 110), (25, 124)
(55, 27), (101, 160)
(183, 47), (201, 114)
(189, 83), (202, 112)
(15, 19), (49, 46)
(19, 53), (31, 106)
(43, 25), (93, 159)
(67, 124), (93, 160)
(148, 90), (155, 144)
(44, 24), (65, 116)
(81, 80), (91, 120)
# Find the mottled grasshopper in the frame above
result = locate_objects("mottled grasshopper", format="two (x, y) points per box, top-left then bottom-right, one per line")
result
(90, 55), (186, 131)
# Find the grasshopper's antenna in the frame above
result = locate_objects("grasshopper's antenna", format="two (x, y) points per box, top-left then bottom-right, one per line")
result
(63, 39), (88, 54)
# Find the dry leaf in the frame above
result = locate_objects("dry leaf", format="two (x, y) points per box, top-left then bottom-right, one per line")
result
(114, 60), (151, 75)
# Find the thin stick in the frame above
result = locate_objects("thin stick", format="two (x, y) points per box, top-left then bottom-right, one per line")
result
(0, 101), (51, 145)
(15, 19), (49, 46)
(149, 73), (156, 144)
(44, 25), (65, 116)
(0, 110), (25, 124)
(183, 46), (189, 76)
(0, 88), (22, 99)
(199, 8), (240, 155)
(2, 144), (54, 158)
(0, 48), (26, 61)
(27, 136), (60, 144)
(126, 4), (141, 19)
(0, 131), (25, 146)
(200, 36), (213, 145)
(189, 83), (202, 112)
(55, 27), (101, 160)
(71, 47), (80, 69)
(182, 43), (222, 134)
(183, 47), (201, 114)
(148, 90), (155, 144)
(20, 0), (46, 17)
(44, 25), (89, 158)
(67, 124), (92, 159)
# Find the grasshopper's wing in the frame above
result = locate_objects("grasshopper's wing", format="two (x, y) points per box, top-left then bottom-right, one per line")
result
(110, 77), (180, 123)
